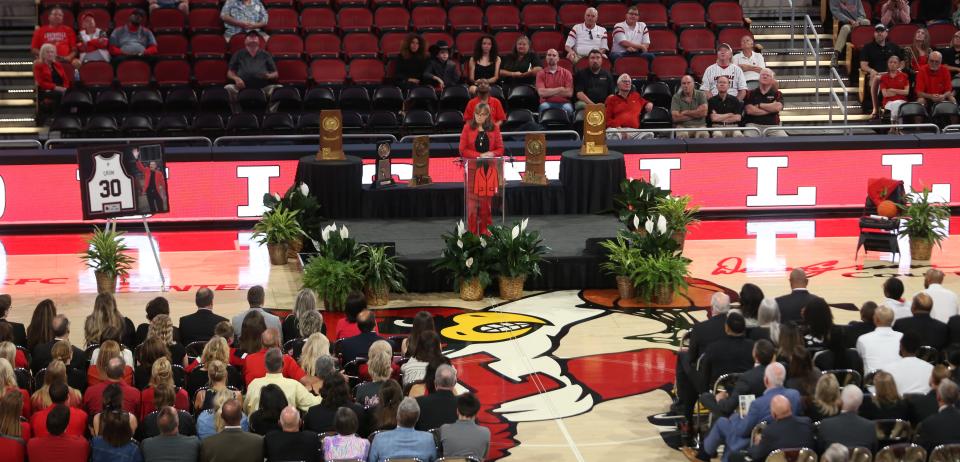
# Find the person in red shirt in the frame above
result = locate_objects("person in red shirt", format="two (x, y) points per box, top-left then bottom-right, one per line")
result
(605, 73), (653, 140)
(459, 102), (504, 235)
(26, 405), (89, 462)
(244, 328), (310, 386)
(464, 81), (507, 128)
(879, 54), (910, 134)
(73, 12), (110, 69)
(916, 51), (956, 108)
(34, 43), (71, 95)
(30, 383), (86, 438)
(31, 7), (76, 63)
(82, 357), (141, 417)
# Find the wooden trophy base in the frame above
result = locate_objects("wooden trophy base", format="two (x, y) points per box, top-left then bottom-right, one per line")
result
(523, 173), (548, 185)
(580, 142), (608, 156)
(409, 176), (432, 187)
(316, 148), (345, 161)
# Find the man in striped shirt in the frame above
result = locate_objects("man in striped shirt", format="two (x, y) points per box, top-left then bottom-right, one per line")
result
(610, 6), (653, 64)
(564, 8), (608, 64)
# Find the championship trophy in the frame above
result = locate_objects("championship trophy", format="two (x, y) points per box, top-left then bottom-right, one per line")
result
(410, 136), (432, 187)
(522, 133), (548, 185)
(317, 109), (345, 161)
(580, 103), (608, 156)
(372, 141), (396, 188)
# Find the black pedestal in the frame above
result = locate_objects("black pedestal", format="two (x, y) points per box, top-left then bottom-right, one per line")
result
(294, 155), (363, 219)
(558, 150), (626, 214)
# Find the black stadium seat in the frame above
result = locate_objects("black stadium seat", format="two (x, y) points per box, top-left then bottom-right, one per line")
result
(303, 87), (338, 111)
(84, 115), (119, 137)
(226, 113), (260, 134)
(439, 85), (470, 111)
(199, 87), (231, 113)
(503, 109), (536, 131)
(436, 110), (464, 131)
(372, 86), (404, 113)
(339, 87), (372, 112)
(342, 110), (366, 133)
(121, 115), (154, 136)
(49, 115), (83, 136)
(297, 112), (320, 133)
(641, 106), (673, 130)
(94, 89), (128, 114)
(269, 87), (303, 113)
(262, 113), (297, 133)
(157, 114), (190, 136)
(60, 89), (94, 114)
(192, 113), (225, 136)
(642, 82), (673, 110)
(365, 110), (400, 131)
(164, 88), (199, 113)
(539, 108), (570, 131)
(130, 89), (163, 113)
(403, 109), (435, 134)
(406, 85), (438, 112)
(237, 88), (268, 113)
(506, 84), (539, 113)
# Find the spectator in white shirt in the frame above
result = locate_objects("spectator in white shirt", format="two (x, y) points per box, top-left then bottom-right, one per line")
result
(732, 35), (765, 87)
(922, 269), (960, 323)
(883, 277), (911, 320)
(856, 305), (903, 374)
(882, 332), (934, 395)
(700, 43), (748, 100)
(610, 6), (653, 63)
(565, 8), (608, 64)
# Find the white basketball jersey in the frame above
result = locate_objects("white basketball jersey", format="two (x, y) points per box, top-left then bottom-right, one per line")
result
(87, 153), (135, 214)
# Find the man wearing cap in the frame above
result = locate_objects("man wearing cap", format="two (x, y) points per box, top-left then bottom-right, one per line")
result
(860, 24), (904, 117)
(565, 8), (608, 63)
(221, 0), (269, 40)
(464, 81), (506, 128)
(423, 40), (460, 90)
(916, 51), (956, 108)
(109, 9), (158, 59)
(605, 73), (653, 140)
(31, 7), (76, 64)
(536, 49), (574, 116)
(830, 0), (871, 61)
(701, 43), (748, 100)
(74, 12), (110, 68)
(225, 31), (280, 113)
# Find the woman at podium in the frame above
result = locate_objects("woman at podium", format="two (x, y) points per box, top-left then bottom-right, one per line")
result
(458, 103), (504, 234)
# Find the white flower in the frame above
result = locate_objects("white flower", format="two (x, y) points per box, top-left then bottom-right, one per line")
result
(339, 225), (349, 239)
(298, 183), (309, 196)
(520, 218), (529, 232)
(657, 215), (668, 234)
(321, 225), (333, 242)
(457, 239), (463, 249)
(511, 225), (520, 240)
(632, 215), (640, 230)
(644, 219), (654, 234)
(273, 193), (281, 201)
(480, 237), (487, 247)
(465, 257), (474, 268)
(456, 220), (466, 236)
(650, 173), (660, 187)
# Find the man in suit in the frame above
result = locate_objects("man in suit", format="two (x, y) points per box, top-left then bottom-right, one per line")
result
(699, 312), (755, 389)
(775, 268), (818, 324)
(949, 315), (960, 346)
(682, 363), (802, 461)
(200, 399), (263, 462)
(700, 339), (776, 418)
(416, 364), (459, 431)
(179, 288), (228, 345)
(264, 406), (320, 462)
(30, 315), (86, 373)
(915, 378), (960, 452)
(675, 292), (731, 419)
(142, 407), (201, 462)
(844, 301), (876, 349)
(748, 395), (816, 461)
(440, 392), (489, 461)
(0, 295), (26, 347)
(231, 285), (282, 341)
(893, 292), (949, 350)
(339, 310), (383, 365)
(817, 385), (878, 452)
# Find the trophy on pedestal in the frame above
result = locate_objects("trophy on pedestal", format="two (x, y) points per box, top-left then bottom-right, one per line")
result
(317, 109), (345, 161)
(372, 141), (396, 188)
(410, 136), (432, 187)
(523, 133), (548, 185)
(580, 103), (608, 156)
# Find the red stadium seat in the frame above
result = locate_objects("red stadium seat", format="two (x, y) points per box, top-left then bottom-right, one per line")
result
(928, 23), (958, 47)
(149, 8), (185, 33)
(337, 0), (369, 8)
(299, 0), (331, 6)
(651, 55), (688, 80)
(79, 0), (110, 7)
(277, 59), (308, 85)
(301, 8), (336, 33)
(380, 32), (407, 58)
(154, 60), (191, 86)
(113, 8), (138, 27)
(648, 29), (678, 55)
(679, 28), (716, 55)
(306, 33), (342, 58)
(449, 6), (484, 32)
(486, 5), (520, 32)
(707, 1), (745, 28)
(79, 8), (111, 30)
(338, 8), (374, 33)
(575, 56), (611, 71)
(557, 57), (573, 74)
(266, 8), (298, 33)
(889, 24), (919, 47)
(689, 53), (717, 80)
(349, 58), (386, 84)
(117, 0), (147, 8)
(375, 6), (410, 32)
(194, 59), (229, 86)
(559, 3), (588, 29)
(342, 33), (380, 59)
(310, 58), (347, 84)
(669, 2), (706, 30)
(41, 8), (74, 27)
(638, 3), (668, 29)
(372, 0), (404, 6)
(613, 56), (649, 79)
(189, 0), (220, 7)
(522, 4), (558, 31)
(456, 31), (485, 56)
(494, 31), (522, 55)
(262, 0), (294, 6)
(266, 34), (304, 59)
(717, 27), (752, 49)
(412, 6), (447, 32)
(531, 30), (564, 56)
(191, 34), (227, 58)
(596, 3), (626, 29)
(42, 0), (73, 7)
(156, 35), (188, 58)
(80, 61), (114, 87)
(849, 25), (875, 50)
(117, 60), (152, 86)
(422, 32), (454, 49)
(188, 8), (224, 33)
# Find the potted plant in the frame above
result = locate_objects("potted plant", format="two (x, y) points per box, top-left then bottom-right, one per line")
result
(359, 244), (406, 306)
(313, 223), (363, 262)
(432, 221), (495, 301)
(631, 253), (691, 305)
(599, 232), (643, 300)
(252, 204), (304, 265)
(264, 182), (322, 257)
(898, 188), (951, 260)
(81, 226), (135, 294)
(488, 218), (549, 300)
(654, 194), (700, 251)
(302, 256), (364, 311)
(613, 178), (670, 232)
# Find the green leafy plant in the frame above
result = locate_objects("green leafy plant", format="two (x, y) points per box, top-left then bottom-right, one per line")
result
(630, 253), (691, 301)
(81, 226), (135, 279)
(252, 204), (304, 245)
(632, 214), (681, 257)
(599, 232), (644, 277)
(432, 220), (496, 289)
(488, 218), (550, 278)
(613, 178), (671, 230)
(312, 223), (364, 261)
(263, 182), (322, 237)
(654, 194), (700, 234)
(898, 188), (951, 247)
(360, 244), (406, 293)
(302, 256), (364, 310)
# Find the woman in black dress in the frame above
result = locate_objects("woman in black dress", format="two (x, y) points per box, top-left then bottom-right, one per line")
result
(393, 33), (429, 89)
(467, 35), (501, 96)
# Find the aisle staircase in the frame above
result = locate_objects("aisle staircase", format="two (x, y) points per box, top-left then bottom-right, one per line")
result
(0, 0), (44, 139)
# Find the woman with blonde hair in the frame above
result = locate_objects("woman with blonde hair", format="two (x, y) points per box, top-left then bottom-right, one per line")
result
(299, 332), (331, 377)
(148, 314), (186, 366)
(25, 299), (56, 351)
(283, 288), (319, 342)
(193, 359), (242, 413)
(140, 356), (189, 419)
(0, 359), (29, 417)
(84, 292), (135, 347)
(861, 370), (910, 420)
(355, 340), (395, 407)
(89, 340), (133, 387)
(186, 335), (242, 396)
(50, 340), (86, 391)
(0, 342), (20, 371)
(30, 359), (82, 410)
(908, 28), (932, 71)
(807, 373), (841, 421)
(0, 389), (27, 440)
(197, 388), (248, 439)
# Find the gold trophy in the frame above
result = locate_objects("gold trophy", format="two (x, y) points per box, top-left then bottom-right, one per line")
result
(580, 103), (608, 156)
(523, 133), (548, 185)
(317, 109), (345, 160)
(410, 136), (432, 187)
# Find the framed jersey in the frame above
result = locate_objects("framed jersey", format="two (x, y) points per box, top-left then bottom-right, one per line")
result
(78, 143), (169, 220)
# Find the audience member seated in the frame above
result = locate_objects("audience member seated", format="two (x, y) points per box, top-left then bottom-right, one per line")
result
(231, 286), (281, 341)
(939, 31), (960, 74)
(424, 41), (460, 90)
(246, 348), (320, 414)
(743, 68), (786, 137)
(701, 339), (775, 418)
(34, 43), (70, 109)
(221, 0), (268, 40)
(306, 373), (365, 434)
(859, 370), (909, 420)
(136, 337), (171, 389)
(109, 9), (157, 60)
(611, 6), (653, 63)
(883, 277), (910, 320)
(322, 407), (369, 461)
(675, 292), (730, 418)
(179, 288), (228, 346)
(0, 359), (29, 417)
(142, 406), (200, 462)
(401, 311), (435, 358)
(860, 24), (904, 118)
(500, 36), (542, 88)
(778, 324), (820, 401)
(90, 408), (142, 462)
(367, 397), (437, 462)
(733, 36), (765, 88)
(922, 269), (960, 323)
(807, 374), (841, 421)
(464, 81), (507, 128)
(0, 389), (29, 441)
(26, 405), (88, 462)
(440, 392), (489, 461)
(90, 383), (138, 437)
(829, 0), (870, 61)
(845, 301), (876, 349)
(605, 73), (652, 140)
(74, 12), (110, 69)
(573, 49), (615, 111)
(31, 359), (82, 411)
(881, 0), (910, 25)
(801, 297), (835, 349)
(394, 33), (430, 89)
(536, 49), (574, 116)
(197, 389), (249, 439)
(858, 304), (903, 373)
(31, 382), (86, 438)
(401, 330), (446, 386)
(775, 269), (818, 325)
(370, 379), (403, 432)
(297, 330), (331, 382)
(894, 292), (949, 350)
(747, 395), (816, 461)
(707, 76), (744, 138)
(340, 310), (384, 365)
(906, 365), (951, 425)
(151, 315), (187, 367)
(0, 296), (25, 348)
(415, 364), (459, 431)
(751, 297), (780, 343)
(0, 338), (26, 370)
(26, 300), (58, 354)
(89, 340), (134, 387)
(701, 43), (748, 100)
(83, 357), (141, 417)
(815, 329), (864, 372)
(914, 379), (960, 452)
(885, 332), (934, 395)
(467, 35), (501, 96)
(335, 292), (377, 340)
(226, 32), (280, 114)
(198, 398), (261, 461)
(565, 8), (608, 63)
(31, 7), (76, 64)
(282, 289), (319, 345)
(310, 355), (338, 391)
(817, 385), (878, 453)
(700, 312), (755, 390)
(879, 54), (910, 132)
(916, 50), (957, 107)
(266, 406), (321, 462)
(907, 28), (931, 72)
(136, 297), (179, 348)
(739, 286), (764, 327)
(671, 75), (709, 139)
(355, 340), (394, 407)
(141, 358), (190, 420)
(150, 0), (188, 14)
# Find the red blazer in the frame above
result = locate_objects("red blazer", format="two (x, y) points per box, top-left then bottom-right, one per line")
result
(33, 61), (71, 92)
(135, 160), (168, 194)
(459, 124), (504, 159)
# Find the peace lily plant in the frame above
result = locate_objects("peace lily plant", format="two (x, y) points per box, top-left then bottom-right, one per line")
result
(433, 220), (496, 301)
(488, 218), (549, 300)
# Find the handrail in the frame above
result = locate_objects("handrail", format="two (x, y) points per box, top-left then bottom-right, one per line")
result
(213, 133), (397, 147)
(942, 124), (960, 133)
(0, 139), (42, 149)
(44, 136), (212, 149)
(607, 126), (763, 138)
(764, 123), (941, 136)
(781, 0), (797, 49)
(802, 15), (821, 103)
(827, 66), (849, 125)
(398, 130), (580, 143)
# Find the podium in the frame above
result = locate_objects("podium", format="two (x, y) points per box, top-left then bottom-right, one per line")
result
(463, 157), (505, 235)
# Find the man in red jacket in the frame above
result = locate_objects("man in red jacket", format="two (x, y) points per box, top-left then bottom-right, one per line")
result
(605, 73), (653, 140)
(132, 148), (168, 213)
(31, 383), (87, 438)
(26, 405), (89, 462)
(244, 329), (315, 389)
(82, 357), (141, 416)
(31, 7), (76, 63)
